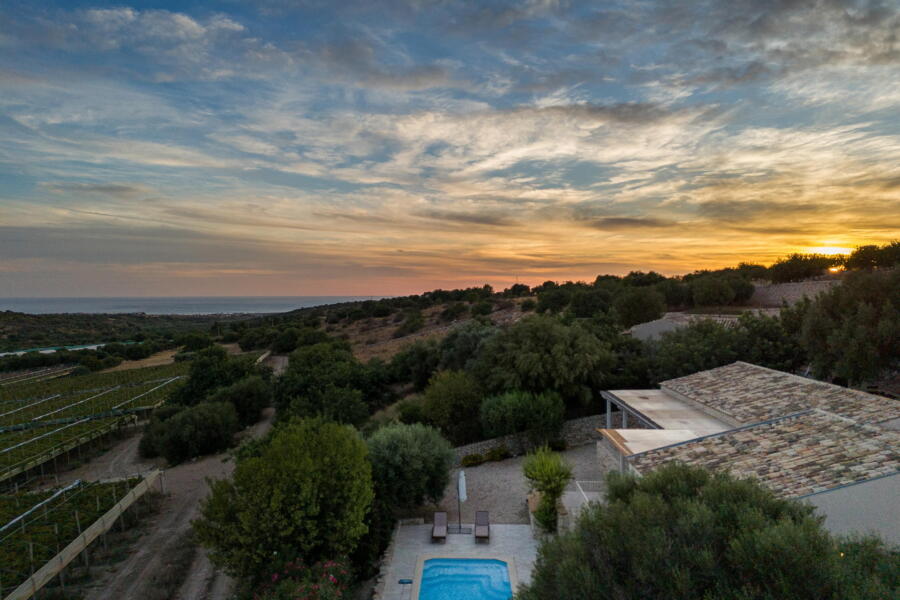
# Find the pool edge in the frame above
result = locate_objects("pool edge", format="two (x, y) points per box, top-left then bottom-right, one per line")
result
(411, 554), (518, 600)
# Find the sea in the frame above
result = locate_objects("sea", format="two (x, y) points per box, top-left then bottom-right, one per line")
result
(0, 296), (382, 315)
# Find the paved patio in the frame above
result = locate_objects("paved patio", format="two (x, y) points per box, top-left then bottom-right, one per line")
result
(436, 443), (608, 524)
(378, 523), (538, 600)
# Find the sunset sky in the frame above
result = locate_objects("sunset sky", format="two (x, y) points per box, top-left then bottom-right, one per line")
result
(2, 1), (899, 297)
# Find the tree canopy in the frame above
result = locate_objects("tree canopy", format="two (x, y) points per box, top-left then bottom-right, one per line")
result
(193, 419), (373, 582)
(518, 463), (898, 600)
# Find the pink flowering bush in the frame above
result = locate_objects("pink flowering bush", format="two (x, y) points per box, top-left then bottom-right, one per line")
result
(254, 559), (351, 600)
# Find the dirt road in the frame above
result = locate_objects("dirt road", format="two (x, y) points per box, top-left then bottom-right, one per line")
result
(67, 409), (275, 600)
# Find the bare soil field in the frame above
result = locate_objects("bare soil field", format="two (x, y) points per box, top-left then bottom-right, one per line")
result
(340, 302), (527, 362)
(100, 349), (179, 373)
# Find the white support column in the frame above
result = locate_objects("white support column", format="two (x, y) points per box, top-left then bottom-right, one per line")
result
(605, 397), (612, 429)
(622, 409), (628, 428)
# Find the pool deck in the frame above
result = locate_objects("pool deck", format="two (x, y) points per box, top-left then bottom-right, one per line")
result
(378, 523), (538, 600)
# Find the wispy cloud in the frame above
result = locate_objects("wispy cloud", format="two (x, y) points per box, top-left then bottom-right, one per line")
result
(1, 0), (898, 295)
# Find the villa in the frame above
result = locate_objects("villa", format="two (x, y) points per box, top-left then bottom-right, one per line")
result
(598, 361), (900, 544)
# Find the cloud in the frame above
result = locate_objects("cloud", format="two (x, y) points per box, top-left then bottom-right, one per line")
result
(308, 38), (459, 90)
(42, 182), (151, 198)
(585, 216), (677, 230)
(416, 208), (515, 227)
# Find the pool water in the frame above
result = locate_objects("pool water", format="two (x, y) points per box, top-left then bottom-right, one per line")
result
(419, 558), (513, 600)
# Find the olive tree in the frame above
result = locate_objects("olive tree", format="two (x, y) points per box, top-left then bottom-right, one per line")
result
(193, 418), (373, 582)
(367, 423), (454, 510)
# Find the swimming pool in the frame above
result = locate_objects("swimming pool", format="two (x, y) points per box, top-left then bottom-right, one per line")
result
(417, 558), (513, 600)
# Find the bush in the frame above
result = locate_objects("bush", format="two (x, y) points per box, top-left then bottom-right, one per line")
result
(423, 371), (483, 445)
(193, 419), (373, 582)
(437, 321), (496, 372)
(206, 375), (271, 427)
(484, 445), (511, 461)
(479, 391), (564, 447)
(389, 339), (440, 391)
(523, 446), (572, 533)
(439, 302), (468, 322)
(472, 316), (613, 407)
(253, 559), (351, 600)
(520, 299), (536, 312)
(139, 404), (185, 458)
(396, 397), (428, 425)
(612, 287), (666, 328)
(470, 301), (493, 316)
(289, 384), (368, 427)
(157, 402), (239, 464)
(517, 463), (898, 600)
(393, 311), (425, 338)
(367, 423), (454, 510)
(460, 453), (485, 467)
(690, 276), (736, 306)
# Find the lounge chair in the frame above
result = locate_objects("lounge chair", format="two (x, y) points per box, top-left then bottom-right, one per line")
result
(432, 511), (447, 542)
(475, 510), (490, 542)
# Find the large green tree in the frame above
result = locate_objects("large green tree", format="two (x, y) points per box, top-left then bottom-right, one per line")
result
(366, 423), (454, 510)
(612, 287), (666, 328)
(518, 464), (898, 600)
(472, 315), (614, 406)
(423, 370), (483, 445)
(193, 419), (373, 582)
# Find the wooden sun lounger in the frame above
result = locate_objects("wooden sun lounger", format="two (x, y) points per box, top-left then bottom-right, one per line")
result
(432, 511), (447, 542)
(475, 510), (490, 541)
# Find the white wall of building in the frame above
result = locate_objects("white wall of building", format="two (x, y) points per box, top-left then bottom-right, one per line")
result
(805, 474), (900, 545)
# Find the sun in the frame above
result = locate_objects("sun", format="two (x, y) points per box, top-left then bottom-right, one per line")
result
(806, 245), (853, 256)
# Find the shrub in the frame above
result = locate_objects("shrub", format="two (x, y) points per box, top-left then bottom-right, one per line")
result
(470, 301), (493, 316)
(461, 453), (485, 467)
(367, 423), (454, 510)
(690, 276), (736, 306)
(289, 384), (368, 427)
(479, 391), (564, 446)
(139, 404), (185, 458)
(471, 316), (613, 407)
(158, 402), (239, 464)
(520, 299), (537, 312)
(484, 445), (511, 461)
(396, 397), (428, 425)
(440, 302), (469, 322)
(206, 375), (271, 427)
(193, 419), (373, 582)
(389, 339), (440, 391)
(423, 371), (483, 445)
(517, 463), (898, 600)
(523, 446), (572, 533)
(253, 559), (351, 600)
(393, 311), (425, 338)
(612, 287), (666, 328)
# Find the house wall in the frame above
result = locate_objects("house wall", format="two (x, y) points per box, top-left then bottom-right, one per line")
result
(805, 474), (900, 545)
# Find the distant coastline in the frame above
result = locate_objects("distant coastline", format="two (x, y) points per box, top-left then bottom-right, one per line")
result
(0, 296), (384, 316)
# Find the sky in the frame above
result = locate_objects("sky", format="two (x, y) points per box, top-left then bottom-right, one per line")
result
(1, 0), (899, 297)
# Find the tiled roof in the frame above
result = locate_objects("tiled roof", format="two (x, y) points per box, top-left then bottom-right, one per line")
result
(627, 409), (900, 497)
(661, 361), (900, 426)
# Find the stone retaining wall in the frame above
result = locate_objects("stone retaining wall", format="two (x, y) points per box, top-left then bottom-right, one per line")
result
(453, 413), (625, 464)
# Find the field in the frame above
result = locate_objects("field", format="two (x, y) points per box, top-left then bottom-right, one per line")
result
(0, 476), (144, 595)
(0, 364), (188, 483)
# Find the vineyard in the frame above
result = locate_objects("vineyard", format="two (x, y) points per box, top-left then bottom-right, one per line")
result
(0, 364), (188, 484)
(0, 472), (159, 598)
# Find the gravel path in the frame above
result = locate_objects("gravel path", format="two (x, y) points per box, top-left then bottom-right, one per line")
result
(436, 444), (604, 524)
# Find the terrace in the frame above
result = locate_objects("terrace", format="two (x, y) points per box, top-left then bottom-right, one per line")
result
(377, 523), (537, 600)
